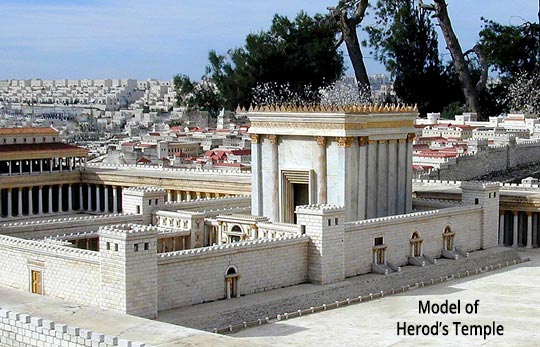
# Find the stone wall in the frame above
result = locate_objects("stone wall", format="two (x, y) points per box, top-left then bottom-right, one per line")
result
(156, 235), (309, 311)
(0, 308), (145, 347)
(0, 235), (100, 307)
(0, 213), (143, 239)
(422, 142), (540, 180)
(344, 206), (483, 277)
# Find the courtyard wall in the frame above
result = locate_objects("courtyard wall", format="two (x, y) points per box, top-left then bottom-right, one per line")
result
(344, 205), (483, 277)
(156, 235), (309, 311)
(0, 235), (100, 306)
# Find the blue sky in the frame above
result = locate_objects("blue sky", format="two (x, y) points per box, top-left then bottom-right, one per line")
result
(0, 0), (537, 80)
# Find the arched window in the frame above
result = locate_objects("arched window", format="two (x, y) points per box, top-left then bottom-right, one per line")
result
(410, 231), (423, 257)
(443, 226), (455, 251)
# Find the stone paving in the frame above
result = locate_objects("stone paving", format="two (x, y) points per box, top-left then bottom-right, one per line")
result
(232, 249), (540, 347)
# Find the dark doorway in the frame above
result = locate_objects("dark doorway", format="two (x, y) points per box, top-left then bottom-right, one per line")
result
(293, 183), (309, 223)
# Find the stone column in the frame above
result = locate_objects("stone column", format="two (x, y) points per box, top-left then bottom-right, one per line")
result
(251, 134), (263, 215)
(377, 140), (388, 217)
(48, 186), (53, 214)
(19, 161), (22, 175)
(59, 158), (63, 173)
(8, 161), (11, 176)
(499, 211), (505, 246)
(366, 140), (378, 219)
(316, 136), (327, 205)
(28, 187), (33, 215)
(167, 190), (172, 203)
(49, 159), (53, 173)
(527, 211), (533, 248)
(87, 184), (92, 211)
(57, 184), (63, 212)
(387, 139), (398, 216)
(268, 134), (279, 222)
(68, 184), (73, 211)
(17, 188), (23, 216)
(112, 186), (118, 213)
(186, 192), (192, 201)
(405, 133), (415, 213)
(39, 159), (43, 174)
(513, 211), (519, 247)
(7, 188), (12, 217)
(29, 161), (33, 175)
(104, 185), (109, 213)
(38, 186), (43, 215)
(69, 158), (73, 172)
(79, 184), (84, 211)
(96, 185), (101, 212)
(196, 192), (201, 200)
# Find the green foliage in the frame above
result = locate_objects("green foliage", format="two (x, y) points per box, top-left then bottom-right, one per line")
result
(479, 20), (539, 77)
(173, 74), (223, 117)
(365, 0), (463, 115)
(441, 101), (463, 120)
(206, 12), (344, 109)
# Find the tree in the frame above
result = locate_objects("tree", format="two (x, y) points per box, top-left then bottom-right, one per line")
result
(328, 0), (371, 92)
(173, 74), (223, 117)
(420, 0), (488, 116)
(207, 12), (344, 109)
(366, 0), (463, 114)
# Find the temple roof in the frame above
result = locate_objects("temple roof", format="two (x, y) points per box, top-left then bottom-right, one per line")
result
(0, 143), (88, 160)
(0, 127), (58, 136)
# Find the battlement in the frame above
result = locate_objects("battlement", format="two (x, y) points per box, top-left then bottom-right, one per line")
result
(345, 205), (482, 230)
(0, 213), (134, 229)
(461, 181), (501, 190)
(158, 234), (308, 262)
(0, 234), (99, 261)
(123, 186), (166, 195)
(86, 163), (252, 176)
(98, 223), (160, 240)
(295, 205), (345, 215)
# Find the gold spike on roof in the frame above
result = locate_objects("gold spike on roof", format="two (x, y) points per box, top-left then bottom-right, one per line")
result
(245, 103), (418, 114)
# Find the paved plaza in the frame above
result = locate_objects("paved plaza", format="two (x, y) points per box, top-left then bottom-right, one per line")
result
(232, 249), (540, 347)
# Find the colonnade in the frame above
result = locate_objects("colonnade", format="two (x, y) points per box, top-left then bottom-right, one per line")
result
(0, 157), (85, 176)
(499, 210), (540, 248)
(0, 184), (122, 218)
(164, 190), (231, 203)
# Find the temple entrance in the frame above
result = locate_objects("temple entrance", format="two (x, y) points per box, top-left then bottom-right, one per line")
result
(225, 266), (240, 299)
(443, 227), (455, 251)
(410, 232), (423, 257)
(292, 183), (309, 223)
(30, 270), (42, 295)
(281, 170), (313, 223)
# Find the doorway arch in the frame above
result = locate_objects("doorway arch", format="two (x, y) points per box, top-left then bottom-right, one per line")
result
(443, 226), (455, 251)
(410, 231), (423, 257)
(225, 265), (240, 299)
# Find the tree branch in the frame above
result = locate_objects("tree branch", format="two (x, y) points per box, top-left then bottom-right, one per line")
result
(351, 0), (369, 25)
(418, 0), (437, 12)
(335, 35), (345, 50)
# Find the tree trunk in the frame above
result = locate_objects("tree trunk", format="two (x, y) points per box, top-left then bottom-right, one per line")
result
(432, 0), (480, 114)
(344, 23), (371, 90)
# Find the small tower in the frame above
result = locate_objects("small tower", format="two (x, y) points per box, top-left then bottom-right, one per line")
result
(461, 181), (500, 249)
(295, 205), (345, 284)
(98, 224), (158, 319)
(122, 187), (166, 224)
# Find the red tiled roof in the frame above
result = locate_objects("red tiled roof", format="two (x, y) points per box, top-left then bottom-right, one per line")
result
(0, 143), (84, 153)
(230, 149), (251, 155)
(0, 127), (58, 136)
(137, 157), (151, 163)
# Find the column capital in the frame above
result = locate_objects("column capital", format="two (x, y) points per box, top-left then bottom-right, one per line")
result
(250, 134), (260, 144)
(513, 210), (519, 216)
(407, 133), (416, 142)
(527, 211), (533, 217)
(358, 137), (369, 146)
(499, 209), (505, 214)
(336, 137), (354, 148)
(315, 136), (327, 148)
(267, 134), (279, 145)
